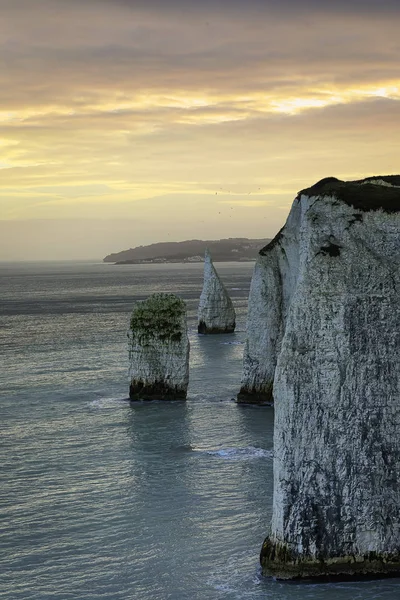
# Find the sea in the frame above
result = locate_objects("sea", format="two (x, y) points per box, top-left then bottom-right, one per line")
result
(1, 261), (399, 600)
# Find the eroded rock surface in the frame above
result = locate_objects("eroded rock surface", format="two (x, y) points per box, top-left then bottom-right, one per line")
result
(241, 176), (400, 578)
(128, 293), (189, 400)
(197, 250), (236, 334)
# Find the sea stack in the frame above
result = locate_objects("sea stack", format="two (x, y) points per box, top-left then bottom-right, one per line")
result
(198, 249), (236, 334)
(244, 176), (400, 579)
(128, 293), (189, 400)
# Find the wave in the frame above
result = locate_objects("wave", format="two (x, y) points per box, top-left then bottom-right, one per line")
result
(206, 553), (264, 599)
(219, 341), (244, 346)
(194, 446), (273, 460)
(88, 397), (130, 409)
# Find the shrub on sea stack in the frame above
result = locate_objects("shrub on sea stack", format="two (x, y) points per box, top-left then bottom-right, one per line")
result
(128, 293), (190, 400)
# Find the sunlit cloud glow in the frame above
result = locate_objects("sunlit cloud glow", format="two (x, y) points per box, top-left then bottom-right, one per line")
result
(0, 0), (399, 259)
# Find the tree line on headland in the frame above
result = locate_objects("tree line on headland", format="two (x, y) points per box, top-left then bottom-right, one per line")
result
(103, 238), (269, 264)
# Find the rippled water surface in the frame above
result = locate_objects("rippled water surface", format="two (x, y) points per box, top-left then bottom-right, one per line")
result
(1, 262), (399, 599)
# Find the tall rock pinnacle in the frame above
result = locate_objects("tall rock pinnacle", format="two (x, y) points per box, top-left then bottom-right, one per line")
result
(128, 293), (189, 400)
(243, 176), (400, 578)
(197, 249), (236, 334)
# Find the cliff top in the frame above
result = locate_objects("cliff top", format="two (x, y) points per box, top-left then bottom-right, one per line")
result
(299, 175), (400, 213)
(260, 175), (399, 256)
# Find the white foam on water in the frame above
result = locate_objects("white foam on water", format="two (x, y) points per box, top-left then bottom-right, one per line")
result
(212, 582), (236, 593)
(89, 397), (129, 409)
(206, 554), (266, 599)
(220, 341), (244, 346)
(194, 446), (273, 460)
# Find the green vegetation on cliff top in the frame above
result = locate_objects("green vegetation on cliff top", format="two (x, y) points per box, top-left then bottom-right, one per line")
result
(130, 293), (186, 344)
(299, 175), (400, 213)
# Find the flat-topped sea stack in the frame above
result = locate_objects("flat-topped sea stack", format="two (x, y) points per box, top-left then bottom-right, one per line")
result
(241, 175), (400, 579)
(128, 293), (189, 400)
(197, 249), (236, 334)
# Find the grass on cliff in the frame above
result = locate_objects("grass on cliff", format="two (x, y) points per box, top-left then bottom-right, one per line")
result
(130, 293), (186, 343)
(299, 176), (400, 213)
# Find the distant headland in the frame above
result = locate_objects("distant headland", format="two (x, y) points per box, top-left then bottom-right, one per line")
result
(103, 238), (270, 264)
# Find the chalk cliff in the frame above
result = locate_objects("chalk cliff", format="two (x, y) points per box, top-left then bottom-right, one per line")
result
(241, 176), (400, 578)
(238, 175), (400, 405)
(198, 250), (236, 334)
(128, 293), (189, 400)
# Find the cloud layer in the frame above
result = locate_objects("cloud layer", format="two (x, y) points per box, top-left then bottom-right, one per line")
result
(1, 0), (399, 258)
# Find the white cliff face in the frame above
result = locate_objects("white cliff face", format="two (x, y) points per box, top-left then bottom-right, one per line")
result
(241, 177), (400, 578)
(238, 201), (302, 403)
(360, 176), (400, 188)
(128, 293), (189, 400)
(360, 179), (396, 187)
(198, 250), (236, 334)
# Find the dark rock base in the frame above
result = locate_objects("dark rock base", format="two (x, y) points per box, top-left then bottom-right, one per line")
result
(129, 380), (187, 401)
(197, 321), (235, 334)
(236, 383), (273, 405)
(260, 538), (400, 580)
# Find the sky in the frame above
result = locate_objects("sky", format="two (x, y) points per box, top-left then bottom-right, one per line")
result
(0, 0), (399, 260)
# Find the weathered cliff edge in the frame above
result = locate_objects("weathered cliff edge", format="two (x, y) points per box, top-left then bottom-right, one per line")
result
(238, 175), (400, 405)
(198, 250), (236, 334)
(128, 293), (189, 400)
(241, 175), (400, 579)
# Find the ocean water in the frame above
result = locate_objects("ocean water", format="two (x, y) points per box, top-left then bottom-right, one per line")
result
(1, 261), (399, 600)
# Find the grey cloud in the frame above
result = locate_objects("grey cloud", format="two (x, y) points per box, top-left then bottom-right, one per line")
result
(0, 0), (399, 153)
(1, 22), (399, 112)
(41, 0), (400, 15)
(1, 0), (399, 88)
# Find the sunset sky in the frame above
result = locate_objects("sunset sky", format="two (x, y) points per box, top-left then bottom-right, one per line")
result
(1, 0), (399, 260)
